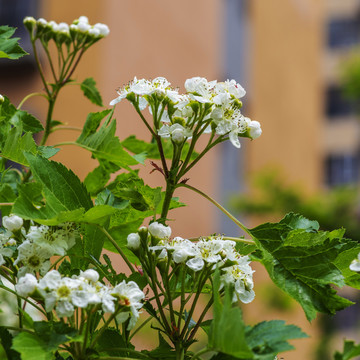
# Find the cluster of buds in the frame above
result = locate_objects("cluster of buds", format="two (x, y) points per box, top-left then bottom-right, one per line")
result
(16, 269), (145, 328)
(23, 16), (109, 44)
(111, 76), (261, 148)
(127, 222), (255, 304)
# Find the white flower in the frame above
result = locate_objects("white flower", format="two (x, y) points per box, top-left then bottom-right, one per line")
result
(37, 18), (47, 27)
(221, 256), (255, 304)
(111, 280), (145, 330)
(149, 237), (196, 263)
(26, 223), (77, 256)
(79, 269), (100, 283)
(94, 23), (110, 37)
(2, 215), (23, 232)
(248, 120), (262, 139)
(186, 239), (223, 272)
(127, 233), (141, 250)
(148, 222), (171, 240)
(0, 94), (4, 104)
(14, 241), (53, 277)
(185, 77), (216, 103)
(15, 274), (38, 297)
(350, 253), (360, 272)
(158, 123), (193, 143)
(215, 79), (246, 99)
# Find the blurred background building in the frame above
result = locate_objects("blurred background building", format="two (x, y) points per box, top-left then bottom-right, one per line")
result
(2, 0), (360, 358)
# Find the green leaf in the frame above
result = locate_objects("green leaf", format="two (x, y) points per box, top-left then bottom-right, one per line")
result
(245, 320), (307, 360)
(84, 165), (110, 195)
(208, 270), (253, 359)
(0, 183), (16, 216)
(80, 77), (103, 106)
(334, 340), (360, 360)
(0, 327), (21, 360)
(12, 332), (52, 360)
(1, 127), (37, 165)
(249, 213), (354, 321)
(95, 328), (131, 356)
(10, 110), (44, 133)
(76, 110), (140, 171)
(0, 26), (28, 59)
(13, 154), (93, 223)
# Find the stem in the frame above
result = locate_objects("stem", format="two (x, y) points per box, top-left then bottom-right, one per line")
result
(5, 326), (35, 334)
(187, 298), (213, 342)
(31, 39), (50, 96)
(89, 310), (119, 349)
(0, 285), (47, 315)
(0, 203), (14, 206)
(17, 92), (48, 110)
(40, 97), (56, 145)
(97, 349), (150, 359)
(51, 126), (82, 132)
(129, 316), (152, 340)
(160, 182), (175, 223)
(95, 225), (136, 274)
(177, 183), (252, 237)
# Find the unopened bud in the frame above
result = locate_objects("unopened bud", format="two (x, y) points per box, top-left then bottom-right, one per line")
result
(23, 16), (36, 33)
(127, 233), (141, 251)
(2, 215), (23, 232)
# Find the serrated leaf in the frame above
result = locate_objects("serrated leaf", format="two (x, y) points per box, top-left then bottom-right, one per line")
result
(0, 26), (28, 59)
(1, 127), (37, 165)
(250, 213), (354, 321)
(334, 340), (360, 360)
(245, 320), (307, 360)
(76, 110), (140, 171)
(13, 154), (92, 223)
(10, 110), (44, 133)
(95, 328), (130, 356)
(80, 77), (103, 106)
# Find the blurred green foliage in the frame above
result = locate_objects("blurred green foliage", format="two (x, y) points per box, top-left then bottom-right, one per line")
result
(230, 169), (360, 241)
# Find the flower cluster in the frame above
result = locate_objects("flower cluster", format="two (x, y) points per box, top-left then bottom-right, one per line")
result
(110, 76), (261, 148)
(1, 214), (78, 278)
(15, 269), (145, 328)
(127, 222), (255, 304)
(23, 16), (109, 43)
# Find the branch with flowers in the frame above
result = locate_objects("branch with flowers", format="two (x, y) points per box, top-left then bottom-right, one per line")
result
(0, 14), (360, 360)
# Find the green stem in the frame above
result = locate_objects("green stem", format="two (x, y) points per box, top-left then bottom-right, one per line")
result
(95, 225), (136, 274)
(17, 92), (48, 110)
(51, 126), (82, 132)
(0, 285), (46, 315)
(177, 183), (252, 237)
(159, 182), (175, 223)
(5, 326), (35, 334)
(187, 297), (213, 342)
(0, 203), (13, 207)
(40, 97), (56, 146)
(31, 39), (50, 96)
(129, 316), (152, 340)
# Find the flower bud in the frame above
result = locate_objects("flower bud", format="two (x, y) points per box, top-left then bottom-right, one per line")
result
(81, 269), (100, 282)
(171, 128), (185, 144)
(23, 16), (36, 33)
(94, 23), (110, 37)
(248, 120), (262, 139)
(148, 222), (171, 240)
(15, 273), (38, 297)
(127, 233), (141, 250)
(0, 94), (4, 104)
(2, 215), (23, 232)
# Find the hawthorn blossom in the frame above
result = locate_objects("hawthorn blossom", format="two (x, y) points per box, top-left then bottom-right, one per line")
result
(111, 280), (145, 330)
(14, 241), (53, 278)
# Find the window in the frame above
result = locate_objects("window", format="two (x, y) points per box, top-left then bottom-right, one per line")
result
(328, 16), (360, 49)
(325, 86), (355, 118)
(325, 154), (359, 186)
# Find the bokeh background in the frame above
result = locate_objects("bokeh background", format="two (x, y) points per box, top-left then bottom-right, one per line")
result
(2, 0), (360, 358)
